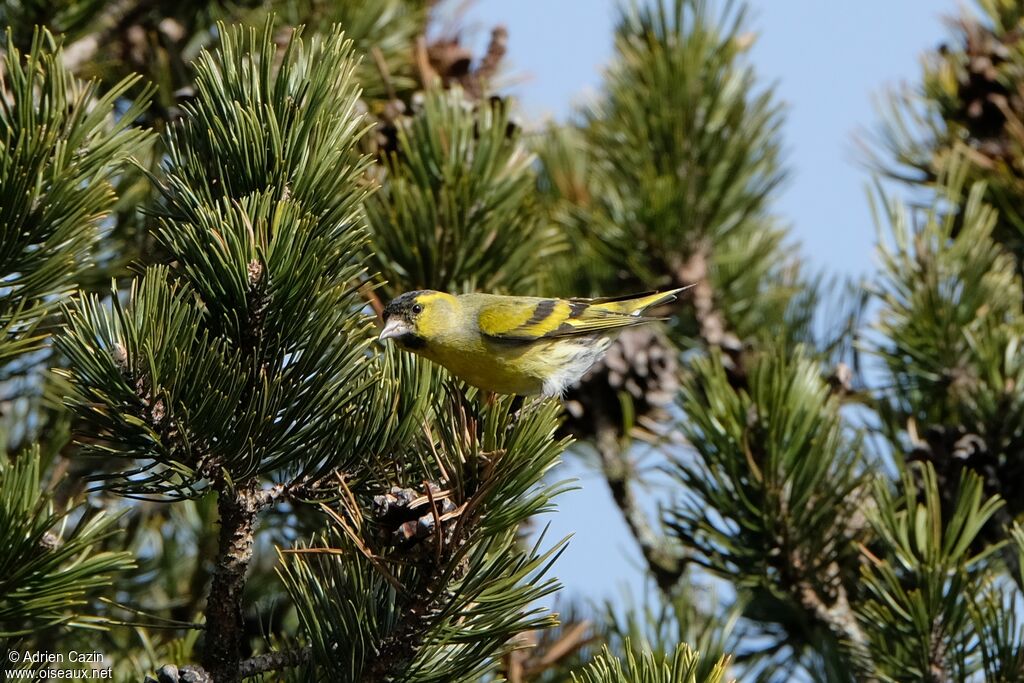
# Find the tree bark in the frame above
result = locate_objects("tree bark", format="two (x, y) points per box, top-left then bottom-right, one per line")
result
(201, 485), (261, 683)
(595, 415), (684, 595)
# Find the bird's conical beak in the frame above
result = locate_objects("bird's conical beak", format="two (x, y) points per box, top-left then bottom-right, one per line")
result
(378, 318), (409, 341)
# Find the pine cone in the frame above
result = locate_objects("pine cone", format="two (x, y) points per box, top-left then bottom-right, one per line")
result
(361, 27), (514, 161)
(560, 327), (679, 441)
(945, 18), (1024, 156)
(372, 483), (460, 558)
(427, 26), (508, 98)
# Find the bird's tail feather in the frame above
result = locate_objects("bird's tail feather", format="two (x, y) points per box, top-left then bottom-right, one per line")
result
(588, 285), (694, 316)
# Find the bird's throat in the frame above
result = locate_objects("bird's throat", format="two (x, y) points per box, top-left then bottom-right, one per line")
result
(397, 332), (427, 350)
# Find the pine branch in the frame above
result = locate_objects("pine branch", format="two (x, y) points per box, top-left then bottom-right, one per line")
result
(872, 168), (1024, 542)
(856, 463), (1006, 680)
(554, 0), (796, 347)
(56, 19), (438, 681)
(361, 545), (465, 682)
(150, 648), (312, 683)
(0, 448), (134, 636)
(594, 415), (684, 595)
(141, 477), (310, 682)
(197, 480), (292, 681)
(868, 0), (1024, 264)
(670, 244), (745, 384)
(201, 484), (262, 682)
(279, 394), (569, 681)
(274, 0), (427, 103)
(0, 28), (152, 366)
(672, 245), (726, 348)
(570, 641), (733, 683)
(668, 349), (869, 672)
(364, 88), (559, 297)
(238, 648), (311, 678)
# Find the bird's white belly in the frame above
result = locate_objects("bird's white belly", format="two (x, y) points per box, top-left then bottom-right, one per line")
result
(538, 336), (612, 397)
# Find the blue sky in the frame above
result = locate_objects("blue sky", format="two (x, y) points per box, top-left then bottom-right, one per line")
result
(459, 0), (951, 604)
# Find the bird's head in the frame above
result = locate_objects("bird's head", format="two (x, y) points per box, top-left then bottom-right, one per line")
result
(379, 290), (454, 349)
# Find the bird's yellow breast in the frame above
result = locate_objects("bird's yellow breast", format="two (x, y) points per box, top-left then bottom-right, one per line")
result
(420, 336), (554, 395)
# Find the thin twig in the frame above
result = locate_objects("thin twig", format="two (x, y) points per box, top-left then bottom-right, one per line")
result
(360, 281), (385, 319)
(424, 480), (444, 565)
(320, 503), (404, 590)
(97, 598), (204, 630)
(152, 648), (310, 683)
(237, 648), (311, 678)
(595, 415), (685, 594)
(415, 35), (438, 87)
(370, 46), (397, 101)
(530, 620), (593, 671)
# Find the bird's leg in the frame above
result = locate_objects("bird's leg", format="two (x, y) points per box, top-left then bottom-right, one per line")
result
(485, 391), (498, 407)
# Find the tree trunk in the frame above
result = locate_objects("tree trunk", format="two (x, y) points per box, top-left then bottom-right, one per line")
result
(202, 485), (260, 683)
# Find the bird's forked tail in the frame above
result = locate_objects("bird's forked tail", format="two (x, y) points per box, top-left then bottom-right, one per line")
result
(587, 284), (694, 317)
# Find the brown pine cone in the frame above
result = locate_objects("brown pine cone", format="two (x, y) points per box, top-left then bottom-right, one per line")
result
(560, 327), (679, 441)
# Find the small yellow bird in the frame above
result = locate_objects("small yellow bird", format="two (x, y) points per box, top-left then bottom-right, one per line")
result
(378, 288), (687, 396)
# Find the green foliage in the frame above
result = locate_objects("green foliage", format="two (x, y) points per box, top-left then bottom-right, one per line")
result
(570, 641), (732, 683)
(539, 0), (796, 341)
(968, 580), (1024, 683)
(162, 22), (369, 219)
(279, 394), (570, 681)
(0, 447), (133, 636)
(871, 164), (1024, 553)
(536, 2), (874, 678)
(590, 0), (783, 251)
(58, 270), (245, 496)
(862, 141), (1024, 683)
(366, 89), (562, 298)
(0, 28), (151, 368)
(0, 0), (108, 46)
(873, 0), (1024, 258)
(0, 25), (145, 648)
(672, 348), (865, 588)
(969, 524), (1024, 681)
(873, 167), (1024, 426)
(669, 348), (866, 670)
(856, 463), (1007, 681)
(595, 586), (740, 683)
(274, 0), (427, 102)
(533, 124), (625, 294)
(15, 0), (1024, 680)
(57, 22), (425, 498)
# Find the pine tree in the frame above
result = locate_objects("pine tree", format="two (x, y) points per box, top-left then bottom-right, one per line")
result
(0, 25), (150, 651)
(6, 0), (1024, 681)
(538, 0), (1024, 681)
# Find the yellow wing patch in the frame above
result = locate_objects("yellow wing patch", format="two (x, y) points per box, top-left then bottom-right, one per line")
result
(479, 299), (568, 339)
(479, 296), (665, 342)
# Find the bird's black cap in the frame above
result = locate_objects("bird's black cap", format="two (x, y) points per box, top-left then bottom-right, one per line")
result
(383, 290), (432, 321)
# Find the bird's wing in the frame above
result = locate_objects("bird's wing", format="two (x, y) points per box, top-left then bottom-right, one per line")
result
(580, 288), (688, 315)
(478, 297), (660, 342)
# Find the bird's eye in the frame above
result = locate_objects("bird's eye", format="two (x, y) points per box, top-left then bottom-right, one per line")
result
(411, 303), (423, 315)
